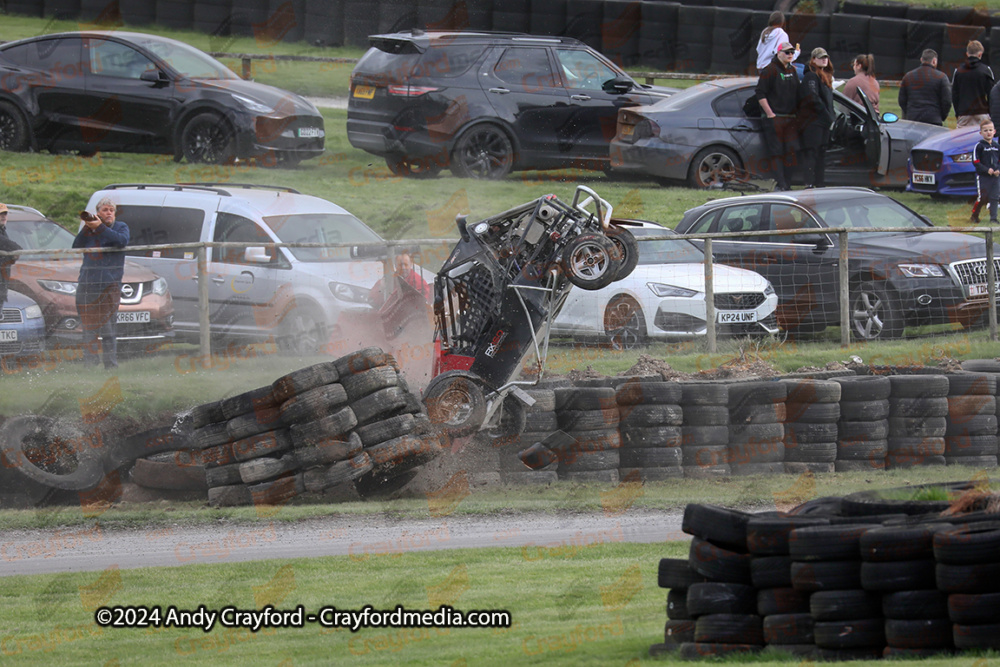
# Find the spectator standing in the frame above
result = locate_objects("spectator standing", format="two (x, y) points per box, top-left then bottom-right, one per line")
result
(898, 49), (951, 125)
(952, 40), (994, 128)
(843, 54), (880, 114)
(756, 12), (799, 72)
(799, 48), (835, 188)
(971, 120), (1000, 224)
(73, 198), (129, 369)
(756, 42), (801, 191)
(0, 203), (22, 309)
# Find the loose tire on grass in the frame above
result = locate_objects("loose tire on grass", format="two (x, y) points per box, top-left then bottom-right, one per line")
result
(0, 416), (104, 492)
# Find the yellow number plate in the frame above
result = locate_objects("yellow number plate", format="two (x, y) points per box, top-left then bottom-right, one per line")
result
(353, 85), (376, 99)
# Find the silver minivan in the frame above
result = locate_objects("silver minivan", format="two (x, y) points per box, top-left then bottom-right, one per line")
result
(86, 183), (389, 355)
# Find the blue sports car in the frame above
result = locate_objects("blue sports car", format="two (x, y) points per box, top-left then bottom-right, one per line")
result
(0, 290), (46, 360)
(907, 126), (980, 198)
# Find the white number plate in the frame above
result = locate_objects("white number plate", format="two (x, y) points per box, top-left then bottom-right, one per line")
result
(717, 311), (758, 324)
(912, 172), (936, 185)
(297, 127), (324, 138)
(0, 329), (17, 341)
(117, 311), (151, 324)
(968, 283), (999, 297)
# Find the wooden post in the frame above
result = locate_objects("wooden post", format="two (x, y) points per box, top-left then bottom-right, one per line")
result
(988, 229), (997, 342)
(705, 238), (716, 354)
(198, 244), (211, 361)
(242, 57), (252, 80)
(840, 231), (850, 347)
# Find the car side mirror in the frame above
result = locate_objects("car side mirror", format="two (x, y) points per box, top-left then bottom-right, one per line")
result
(351, 244), (388, 260)
(881, 112), (899, 123)
(140, 69), (168, 84)
(245, 246), (271, 263)
(794, 234), (830, 249)
(602, 77), (634, 95)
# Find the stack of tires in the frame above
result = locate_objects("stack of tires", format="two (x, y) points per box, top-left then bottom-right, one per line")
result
(944, 373), (998, 468)
(833, 376), (891, 472)
(937, 523), (1000, 652)
(789, 523), (884, 661)
(680, 504), (764, 658)
(501, 385), (560, 485)
(781, 379), (841, 475)
(655, 556), (707, 653)
(886, 375), (948, 469)
(615, 378), (684, 482)
(727, 381), (786, 476)
(679, 382), (730, 479)
(860, 524), (953, 658)
(554, 383), (621, 484)
(126, 427), (208, 497)
(747, 515), (830, 657)
(190, 348), (439, 506)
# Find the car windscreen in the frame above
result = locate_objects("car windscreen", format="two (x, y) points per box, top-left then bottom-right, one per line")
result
(633, 229), (703, 264)
(5, 217), (75, 259)
(263, 213), (384, 262)
(131, 36), (238, 79)
(811, 198), (931, 236)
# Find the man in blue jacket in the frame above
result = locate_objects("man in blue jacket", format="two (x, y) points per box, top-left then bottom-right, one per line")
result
(73, 197), (129, 369)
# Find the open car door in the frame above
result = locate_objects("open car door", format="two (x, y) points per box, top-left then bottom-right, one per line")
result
(857, 88), (889, 176)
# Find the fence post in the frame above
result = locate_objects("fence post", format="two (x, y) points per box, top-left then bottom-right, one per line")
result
(242, 57), (252, 80)
(198, 244), (211, 360)
(704, 238), (716, 353)
(988, 229), (997, 342)
(839, 231), (850, 347)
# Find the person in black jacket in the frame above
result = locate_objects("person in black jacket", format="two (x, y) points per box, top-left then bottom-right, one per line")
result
(953, 40), (994, 128)
(756, 41), (801, 191)
(899, 49), (951, 126)
(972, 120), (1000, 224)
(798, 48), (835, 188)
(0, 203), (22, 310)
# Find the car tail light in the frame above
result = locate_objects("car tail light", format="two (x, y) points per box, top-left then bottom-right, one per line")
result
(387, 85), (442, 97)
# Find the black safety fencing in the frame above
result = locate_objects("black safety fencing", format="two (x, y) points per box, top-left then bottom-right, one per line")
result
(12, 0), (1000, 78)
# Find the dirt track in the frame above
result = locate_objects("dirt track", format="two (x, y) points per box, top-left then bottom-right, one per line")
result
(0, 509), (689, 577)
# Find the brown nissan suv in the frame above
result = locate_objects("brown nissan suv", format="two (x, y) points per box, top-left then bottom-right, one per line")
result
(4, 205), (174, 349)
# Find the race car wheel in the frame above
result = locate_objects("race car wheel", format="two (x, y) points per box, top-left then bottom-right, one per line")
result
(607, 225), (639, 281)
(423, 371), (487, 437)
(484, 395), (527, 441)
(604, 295), (646, 350)
(562, 233), (620, 290)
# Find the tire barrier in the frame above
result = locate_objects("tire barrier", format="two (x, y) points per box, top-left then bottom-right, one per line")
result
(529, 0), (566, 37)
(490, 0), (530, 34)
(343, 0), (380, 48)
(564, 0), (605, 52)
(119, 0), (156, 25)
(941, 24), (989, 79)
(711, 7), (757, 76)
(154, 0), (194, 30)
(870, 17), (908, 80)
(601, 0), (642, 67)
(228, 0), (268, 38)
(676, 5), (715, 74)
(828, 13), (871, 80)
(728, 380), (786, 477)
(637, 1), (679, 71)
(782, 379), (840, 475)
(659, 481), (999, 658)
(616, 378), (684, 482)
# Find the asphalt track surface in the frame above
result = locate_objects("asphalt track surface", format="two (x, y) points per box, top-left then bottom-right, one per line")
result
(0, 510), (690, 577)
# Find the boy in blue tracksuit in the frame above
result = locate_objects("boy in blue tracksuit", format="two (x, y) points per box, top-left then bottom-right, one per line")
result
(972, 119), (1000, 223)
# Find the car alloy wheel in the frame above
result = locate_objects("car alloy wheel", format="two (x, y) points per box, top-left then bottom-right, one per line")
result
(0, 101), (30, 152)
(604, 295), (645, 350)
(452, 124), (514, 179)
(689, 146), (740, 189)
(851, 281), (903, 341)
(278, 309), (326, 356)
(181, 112), (236, 164)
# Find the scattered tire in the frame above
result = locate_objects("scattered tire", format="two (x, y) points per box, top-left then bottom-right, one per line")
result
(0, 416), (104, 492)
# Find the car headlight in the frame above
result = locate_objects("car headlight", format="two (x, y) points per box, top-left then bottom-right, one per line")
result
(329, 281), (370, 303)
(25, 304), (43, 319)
(38, 279), (78, 295)
(232, 93), (275, 115)
(152, 277), (168, 296)
(951, 152), (973, 163)
(764, 282), (776, 296)
(647, 282), (698, 298)
(898, 264), (945, 278)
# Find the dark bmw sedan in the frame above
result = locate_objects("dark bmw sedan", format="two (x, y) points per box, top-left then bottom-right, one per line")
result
(674, 188), (1000, 340)
(0, 31), (324, 164)
(347, 30), (676, 179)
(611, 77), (947, 189)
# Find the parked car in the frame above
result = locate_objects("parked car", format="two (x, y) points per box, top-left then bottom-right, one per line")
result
(551, 220), (779, 349)
(3, 205), (174, 348)
(347, 30), (677, 179)
(0, 290), (47, 359)
(86, 183), (394, 355)
(610, 77), (948, 189)
(907, 126), (980, 198)
(0, 31), (324, 164)
(674, 187), (1000, 340)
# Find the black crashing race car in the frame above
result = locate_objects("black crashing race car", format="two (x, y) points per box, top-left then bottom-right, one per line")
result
(423, 186), (638, 438)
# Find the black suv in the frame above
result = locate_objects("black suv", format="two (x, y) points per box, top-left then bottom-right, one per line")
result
(347, 30), (676, 179)
(674, 188), (1000, 340)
